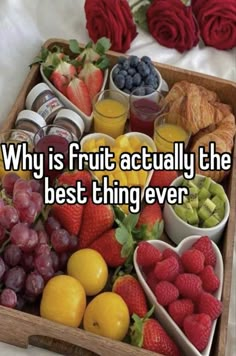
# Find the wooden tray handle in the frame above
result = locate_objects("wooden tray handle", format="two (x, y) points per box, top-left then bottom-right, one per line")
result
(0, 307), (158, 356)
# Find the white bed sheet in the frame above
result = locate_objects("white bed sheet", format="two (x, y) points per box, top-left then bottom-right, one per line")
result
(0, 0), (235, 355)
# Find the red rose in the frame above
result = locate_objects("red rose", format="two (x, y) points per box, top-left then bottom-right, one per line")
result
(84, 0), (137, 53)
(146, 0), (199, 53)
(192, 0), (236, 50)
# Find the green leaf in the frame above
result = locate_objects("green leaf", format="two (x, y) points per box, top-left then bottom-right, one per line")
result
(113, 205), (126, 222)
(123, 213), (140, 231)
(133, 4), (149, 32)
(95, 37), (111, 54)
(116, 226), (130, 245)
(85, 40), (93, 49)
(121, 236), (134, 258)
(181, 0), (191, 5)
(69, 39), (81, 54)
(96, 56), (110, 70)
(42, 65), (54, 78)
(130, 313), (144, 348)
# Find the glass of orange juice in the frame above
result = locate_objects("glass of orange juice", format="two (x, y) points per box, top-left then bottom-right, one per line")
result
(153, 113), (191, 153)
(0, 130), (33, 180)
(93, 89), (129, 138)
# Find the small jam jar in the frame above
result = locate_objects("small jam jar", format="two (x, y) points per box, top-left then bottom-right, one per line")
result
(53, 109), (85, 141)
(15, 110), (47, 139)
(25, 83), (64, 123)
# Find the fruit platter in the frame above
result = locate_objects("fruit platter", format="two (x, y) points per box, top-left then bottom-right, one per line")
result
(0, 37), (235, 356)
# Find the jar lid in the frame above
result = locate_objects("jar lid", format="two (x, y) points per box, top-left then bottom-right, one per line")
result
(54, 109), (85, 137)
(16, 110), (47, 127)
(25, 83), (52, 110)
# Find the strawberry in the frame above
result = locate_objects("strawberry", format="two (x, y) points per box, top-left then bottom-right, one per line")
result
(199, 265), (220, 293)
(136, 241), (162, 268)
(183, 313), (212, 352)
(131, 313), (181, 356)
(50, 61), (76, 95)
(66, 77), (92, 116)
(145, 270), (159, 293)
(135, 203), (164, 240)
(79, 62), (104, 100)
(181, 249), (205, 274)
(155, 281), (179, 306)
(155, 256), (179, 282)
(162, 248), (184, 273)
(58, 170), (92, 196)
(168, 299), (194, 328)
(197, 292), (223, 320)
(192, 236), (216, 267)
(149, 170), (178, 189)
(112, 274), (148, 317)
(78, 198), (114, 248)
(90, 229), (126, 267)
(175, 273), (202, 301)
(52, 203), (83, 236)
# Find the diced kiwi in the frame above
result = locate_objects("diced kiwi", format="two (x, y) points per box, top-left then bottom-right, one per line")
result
(198, 187), (211, 201)
(203, 213), (220, 228)
(187, 187), (199, 208)
(202, 177), (212, 190)
(187, 208), (199, 225)
(198, 198), (216, 221)
(209, 182), (226, 201)
(174, 205), (188, 222)
(212, 195), (225, 220)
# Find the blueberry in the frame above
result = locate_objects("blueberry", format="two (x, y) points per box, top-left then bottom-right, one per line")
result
(148, 64), (158, 77)
(119, 70), (128, 77)
(122, 59), (130, 71)
(145, 87), (155, 95)
(112, 66), (121, 78)
(129, 55), (139, 68)
(133, 73), (142, 86)
(141, 56), (152, 64)
(114, 74), (125, 89)
(118, 57), (126, 65)
(140, 80), (145, 87)
(123, 88), (131, 94)
(137, 62), (150, 77)
(128, 68), (136, 76)
(145, 75), (157, 87)
(125, 75), (133, 90)
(134, 87), (146, 96)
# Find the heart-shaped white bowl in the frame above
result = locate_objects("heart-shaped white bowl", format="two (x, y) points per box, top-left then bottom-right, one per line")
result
(133, 235), (224, 356)
(40, 65), (109, 133)
(80, 131), (156, 203)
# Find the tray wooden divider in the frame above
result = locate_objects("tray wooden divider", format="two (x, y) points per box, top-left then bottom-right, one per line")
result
(0, 38), (235, 356)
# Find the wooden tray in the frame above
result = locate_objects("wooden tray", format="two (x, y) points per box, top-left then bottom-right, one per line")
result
(0, 38), (235, 356)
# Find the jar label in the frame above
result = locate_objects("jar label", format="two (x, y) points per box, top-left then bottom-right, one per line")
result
(37, 98), (63, 121)
(48, 127), (73, 141)
(9, 131), (32, 143)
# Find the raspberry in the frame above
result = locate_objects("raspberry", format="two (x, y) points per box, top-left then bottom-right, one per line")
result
(137, 242), (162, 267)
(199, 265), (220, 293)
(155, 281), (179, 306)
(162, 248), (184, 273)
(146, 270), (159, 293)
(192, 236), (216, 267)
(175, 273), (202, 301)
(198, 292), (223, 320)
(183, 313), (212, 352)
(168, 299), (194, 328)
(181, 249), (205, 274)
(155, 256), (179, 282)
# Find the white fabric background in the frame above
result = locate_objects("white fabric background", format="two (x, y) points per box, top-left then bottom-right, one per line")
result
(0, 0), (235, 355)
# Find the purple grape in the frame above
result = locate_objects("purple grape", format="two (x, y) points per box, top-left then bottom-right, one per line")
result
(0, 205), (19, 229)
(35, 243), (51, 256)
(0, 257), (6, 281)
(69, 235), (78, 252)
(37, 230), (49, 244)
(45, 216), (61, 236)
(10, 223), (30, 250)
(13, 190), (31, 210)
(19, 202), (37, 225)
(0, 288), (17, 308)
(31, 192), (43, 213)
(15, 294), (25, 310)
(21, 253), (34, 272)
(58, 252), (70, 271)
(25, 271), (44, 297)
(51, 229), (70, 253)
(0, 225), (6, 247)
(0, 198), (5, 210)
(29, 179), (41, 192)
(34, 254), (54, 281)
(25, 229), (39, 252)
(4, 266), (26, 292)
(3, 244), (22, 267)
(50, 251), (59, 272)
(2, 173), (20, 196)
(13, 179), (32, 196)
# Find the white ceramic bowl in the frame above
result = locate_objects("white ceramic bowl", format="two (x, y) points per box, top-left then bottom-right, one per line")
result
(40, 65), (109, 133)
(163, 175), (230, 245)
(109, 64), (169, 102)
(133, 235), (224, 356)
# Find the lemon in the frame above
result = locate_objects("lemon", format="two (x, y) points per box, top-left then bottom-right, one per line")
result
(67, 249), (108, 296)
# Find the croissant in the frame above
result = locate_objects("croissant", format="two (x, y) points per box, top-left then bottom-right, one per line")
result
(190, 114), (236, 182)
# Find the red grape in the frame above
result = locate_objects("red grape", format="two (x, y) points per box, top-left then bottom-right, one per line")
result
(37, 230), (49, 244)
(45, 216), (61, 236)
(34, 254), (54, 281)
(25, 271), (44, 297)
(0, 257), (6, 281)
(10, 223), (30, 250)
(58, 252), (70, 270)
(13, 190), (31, 210)
(3, 244), (22, 267)
(19, 202), (37, 225)
(0, 198), (5, 210)
(0, 205), (19, 229)
(29, 179), (41, 193)
(15, 294), (25, 310)
(31, 192), (43, 213)
(51, 229), (70, 253)
(0, 288), (17, 308)
(21, 253), (34, 272)
(13, 179), (32, 195)
(25, 229), (39, 252)
(2, 173), (20, 196)
(35, 243), (51, 256)
(69, 235), (78, 252)
(50, 251), (59, 272)
(0, 225), (6, 247)
(4, 266), (26, 292)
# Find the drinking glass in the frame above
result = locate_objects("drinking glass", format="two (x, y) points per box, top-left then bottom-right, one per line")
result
(93, 89), (129, 138)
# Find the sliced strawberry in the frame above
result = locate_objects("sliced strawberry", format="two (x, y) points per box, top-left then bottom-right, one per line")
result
(79, 62), (104, 100)
(50, 61), (76, 95)
(66, 77), (92, 116)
